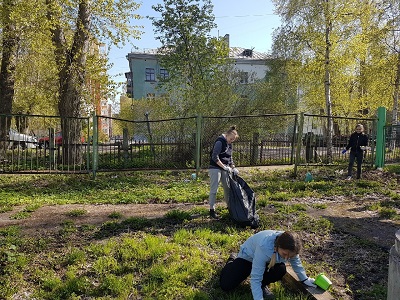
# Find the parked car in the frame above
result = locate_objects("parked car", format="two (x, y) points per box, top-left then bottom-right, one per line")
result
(8, 129), (38, 149)
(38, 131), (85, 148)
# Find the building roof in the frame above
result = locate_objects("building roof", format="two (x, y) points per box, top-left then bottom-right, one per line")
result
(128, 47), (270, 61)
(229, 47), (269, 60)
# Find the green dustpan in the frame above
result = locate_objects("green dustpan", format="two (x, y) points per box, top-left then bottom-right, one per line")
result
(314, 273), (332, 290)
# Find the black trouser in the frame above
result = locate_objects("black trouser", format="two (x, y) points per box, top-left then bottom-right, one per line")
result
(348, 150), (364, 178)
(219, 257), (286, 291)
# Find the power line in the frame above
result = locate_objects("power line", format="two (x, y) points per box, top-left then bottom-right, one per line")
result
(146, 13), (277, 19)
(216, 14), (276, 18)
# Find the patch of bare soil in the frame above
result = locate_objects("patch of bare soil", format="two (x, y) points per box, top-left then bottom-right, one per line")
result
(0, 202), (202, 237)
(307, 198), (399, 250)
(296, 170), (400, 299)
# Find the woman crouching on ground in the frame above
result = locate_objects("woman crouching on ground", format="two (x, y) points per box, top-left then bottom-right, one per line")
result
(220, 230), (316, 299)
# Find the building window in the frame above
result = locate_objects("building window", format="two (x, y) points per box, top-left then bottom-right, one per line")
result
(145, 68), (155, 81)
(159, 68), (169, 80)
(240, 72), (249, 84)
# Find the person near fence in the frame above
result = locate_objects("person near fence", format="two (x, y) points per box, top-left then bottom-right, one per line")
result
(220, 230), (316, 300)
(208, 125), (239, 219)
(342, 124), (369, 180)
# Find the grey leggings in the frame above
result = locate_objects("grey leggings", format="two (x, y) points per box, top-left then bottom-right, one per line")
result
(208, 168), (230, 210)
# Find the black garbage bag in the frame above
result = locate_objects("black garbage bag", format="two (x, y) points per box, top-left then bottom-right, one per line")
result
(228, 174), (260, 228)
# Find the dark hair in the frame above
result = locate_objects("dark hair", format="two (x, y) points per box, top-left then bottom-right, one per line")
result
(226, 125), (239, 138)
(275, 231), (302, 254)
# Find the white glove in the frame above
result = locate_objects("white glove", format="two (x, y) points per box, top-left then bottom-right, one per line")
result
(302, 277), (317, 288)
(223, 166), (232, 173)
(232, 168), (239, 175)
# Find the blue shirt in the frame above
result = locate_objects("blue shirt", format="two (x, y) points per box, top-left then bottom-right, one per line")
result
(237, 230), (308, 300)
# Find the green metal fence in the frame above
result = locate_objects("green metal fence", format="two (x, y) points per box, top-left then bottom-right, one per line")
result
(94, 115), (197, 172)
(0, 114), (90, 173)
(383, 124), (400, 164)
(0, 110), (397, 175)
(297, 114), (377, 166)
(200, 114), (298, 168)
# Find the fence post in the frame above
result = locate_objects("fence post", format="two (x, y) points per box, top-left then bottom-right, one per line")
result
(195, 114), (202, 175)
(290, 114), (298, 164)
(123, 128), (129, 167)
(48, 128), (55, 170)
(375, 107), (386, 169)
(86, 117), (90, 173)
(92, 112), (98, 178)
(250, 132), (259, 165)
(144, 112), (155, 156)
(293, 113), (304, 176)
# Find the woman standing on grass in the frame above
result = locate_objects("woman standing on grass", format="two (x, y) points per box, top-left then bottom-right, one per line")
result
(208, 125), (239, 219)
(342, 124), (369, 180)
(220, 230), (316, 300)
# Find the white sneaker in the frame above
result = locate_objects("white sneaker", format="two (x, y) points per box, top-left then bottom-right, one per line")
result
(345, 176), (352, 180)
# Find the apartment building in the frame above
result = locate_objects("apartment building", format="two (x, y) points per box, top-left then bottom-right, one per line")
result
(125, 39), (269, 100)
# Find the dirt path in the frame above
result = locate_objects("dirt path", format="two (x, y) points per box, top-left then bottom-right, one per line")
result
(0, 202), (202, 237)
(2, 195), (398, 250)
(306, 200), (400, 250)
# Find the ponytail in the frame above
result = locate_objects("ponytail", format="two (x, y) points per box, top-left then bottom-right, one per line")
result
(226, 125), (239, 139)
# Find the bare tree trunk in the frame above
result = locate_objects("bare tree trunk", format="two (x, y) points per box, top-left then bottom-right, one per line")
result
(0, 0), (18, 158)
(47, 0), (90, 165)
(324, 0), (333, 163)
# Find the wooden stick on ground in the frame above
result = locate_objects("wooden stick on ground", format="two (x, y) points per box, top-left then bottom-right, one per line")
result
(282, 266), (335, 300)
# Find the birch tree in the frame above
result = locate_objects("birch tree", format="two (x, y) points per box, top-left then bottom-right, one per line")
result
(272, 0), (376, 162)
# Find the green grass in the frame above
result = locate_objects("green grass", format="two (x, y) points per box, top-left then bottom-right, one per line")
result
(366, 199), (400, 220)
(0, 171), (210, 206)
(108, 211), (123, 219)
(66, 209), (87, 217)
(0, 168), (396, 299)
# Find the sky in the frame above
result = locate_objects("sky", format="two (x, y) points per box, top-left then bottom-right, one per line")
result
(107, 0), (281, 99)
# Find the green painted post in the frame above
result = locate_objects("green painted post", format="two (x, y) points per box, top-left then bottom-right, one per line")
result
(195, 114), (202, 175)
(375, 107), (386, 169)
(293, 113), (304, 176)
(92, 112), (98, 179)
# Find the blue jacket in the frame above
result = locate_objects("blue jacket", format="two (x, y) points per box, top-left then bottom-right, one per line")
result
(237, 230), (308, 300)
